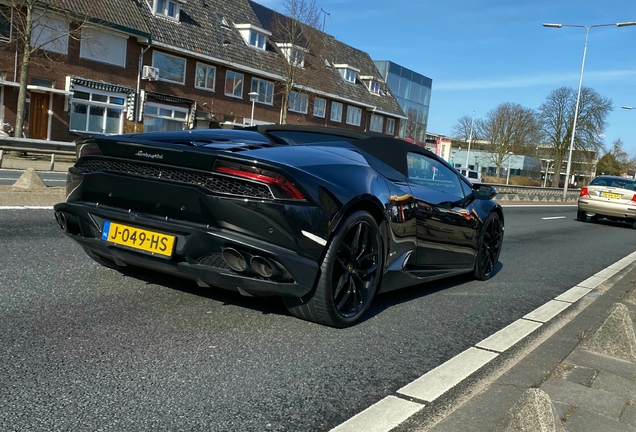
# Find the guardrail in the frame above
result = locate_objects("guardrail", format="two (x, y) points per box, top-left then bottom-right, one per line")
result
(483, 183), (581, 203)
(0, 136), (75, 170)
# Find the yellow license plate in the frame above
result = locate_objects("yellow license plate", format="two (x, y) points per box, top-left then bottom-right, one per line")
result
(601, 192), (621, 199)
(101, 221), (175, 257)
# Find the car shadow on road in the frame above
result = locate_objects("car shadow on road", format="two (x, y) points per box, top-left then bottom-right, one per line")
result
(111, 260), (504, 327)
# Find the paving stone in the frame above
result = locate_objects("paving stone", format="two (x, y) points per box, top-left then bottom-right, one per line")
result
(566, 348), (636, 381)
(564, 408), (636, 432)
(552, 401), (574, 423)
(541, 378), (627, 419)
(562, 365), (596, 387)
(620, 402), (636, 428)
(592, 371), (636, 399)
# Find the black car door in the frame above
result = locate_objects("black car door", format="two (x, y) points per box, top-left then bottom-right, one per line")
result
(406, 152), (479, 270)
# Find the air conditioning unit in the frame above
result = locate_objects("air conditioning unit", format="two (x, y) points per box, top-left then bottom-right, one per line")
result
(142, 65), (159, 81)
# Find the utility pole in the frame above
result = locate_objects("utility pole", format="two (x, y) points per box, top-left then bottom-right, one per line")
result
(320, 8), (330, 32)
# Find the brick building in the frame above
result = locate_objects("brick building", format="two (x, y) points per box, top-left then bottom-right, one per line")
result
(0, 0), (406, 142)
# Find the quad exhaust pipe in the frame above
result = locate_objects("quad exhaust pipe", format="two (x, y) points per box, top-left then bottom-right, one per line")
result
(222, 248), (247, 272)
(54, 211), (67, 232)
(221, 248), (290, 280)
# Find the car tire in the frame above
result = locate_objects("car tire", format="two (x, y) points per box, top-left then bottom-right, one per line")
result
(474, 212), (503, 281)
(83, 247), (122, 270)
(283, 210), (383, 328)
(577, 210), (587, 222)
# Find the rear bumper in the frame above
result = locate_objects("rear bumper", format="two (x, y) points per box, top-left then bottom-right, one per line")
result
(578, 199), (636, 220)
(54, 201), (320, 297)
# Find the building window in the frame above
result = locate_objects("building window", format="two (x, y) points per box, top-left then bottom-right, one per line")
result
(288, 92), (308, 114)
(154, 0), (180, 21)
(31, 12), (68, 55)
(143, 102), (188, 132)
(152, 51), (186, 84)
(0, 6), (11, 42)
(278, 43), (306, 67)
(386, 118), (395, 135)
(217, 14), (229, 28)
(369, 81), (381, 94)
(195, 63), (216, 91)
(80, 27), (127, 67)
(335, 64), (359, 84)
(250, 31), (266, 49)
(313, 98), (326, 118)
(225, 70), (244, 98)
(235, 24), (271, 51)
(369, 114), (383, 132)
(69, 87), (126, 135)
(346, 106), (362, 126)
(250, 78), (274, 104)
(330, 102), (343, 122)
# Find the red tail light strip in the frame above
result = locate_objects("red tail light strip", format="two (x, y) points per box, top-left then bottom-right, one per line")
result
(580, 187), (590, 198)
(215, 166), (305, 200)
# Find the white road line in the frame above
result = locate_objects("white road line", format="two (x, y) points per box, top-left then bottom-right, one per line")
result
(541, 216), (566, 220)
(397, 347), (498, 402)
(329, 396), (423, 432)
(555, 286), (593, 303)
(0, 206), (54, 210)
(327, 252), (636, 432)
(475, 319), (542, 353)
(523, 300), (571, 323)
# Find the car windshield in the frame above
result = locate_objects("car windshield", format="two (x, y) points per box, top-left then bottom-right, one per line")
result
(590, 177), (636, 190)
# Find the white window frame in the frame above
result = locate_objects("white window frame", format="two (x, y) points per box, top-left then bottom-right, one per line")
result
(80, 27), (127, 67)
(386, 118), (396, 135)
(250, 78), (274, 105)
(288, 91), (308, 114)
(330, 101), (343, 123)
(346, 106), (362, 126)
(154, 0), (180, 21)
(334, 64), (360, 84)
(369, 114), (383, 132)
(152, 51), (186, 85)
(278, 43), (307, 68)
(69, 86), (127, 135)
(195, 62), (216, 92)
(313, 97), (326, 118)
(225, 70), (244, 99)
(0, 7), (12, 42)
(30, 11), (69, 55)
(369, 81), (381, 95)
(143, 102), (189, 132)
(235, 24), (271, 51)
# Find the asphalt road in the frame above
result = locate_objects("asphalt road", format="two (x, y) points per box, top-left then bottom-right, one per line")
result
(1, 205), (636, 431)
(0, 169), (67, 186)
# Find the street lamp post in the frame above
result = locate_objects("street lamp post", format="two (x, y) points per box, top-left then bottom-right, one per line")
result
(543, 21), (636, 200)
(622, 106), (634, 111)
(248, 91), (259, 126)
(465, 111), (474, 170)
(506, 152), (513, 185)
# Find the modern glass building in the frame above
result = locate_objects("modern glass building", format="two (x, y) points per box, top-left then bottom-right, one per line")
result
(373, 61), (432, 143)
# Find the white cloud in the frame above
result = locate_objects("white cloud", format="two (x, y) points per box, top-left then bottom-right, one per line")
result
(434, 70), (636, 91)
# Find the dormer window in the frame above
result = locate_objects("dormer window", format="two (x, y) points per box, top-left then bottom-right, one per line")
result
(360, 75), (382, 95)
(217, 14), (230, 28)
(277, 43), (307, 68)
(334, 64), (360, 84)
(154, 0), (184, 21)
(235, 23), (271, 50)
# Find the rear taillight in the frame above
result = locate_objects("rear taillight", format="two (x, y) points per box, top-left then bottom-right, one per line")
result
(580, 187), (590, 198)
(631, 194), (636, 203)
(77, 142), (102, 159)
(214, 161), (305, 200)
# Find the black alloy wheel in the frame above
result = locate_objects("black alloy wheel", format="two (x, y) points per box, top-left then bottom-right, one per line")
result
(474, 213), (503, 281)
(283, 210), (383, 327)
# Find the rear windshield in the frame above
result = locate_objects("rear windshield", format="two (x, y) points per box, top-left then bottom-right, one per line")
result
(590, 177), (636, 190)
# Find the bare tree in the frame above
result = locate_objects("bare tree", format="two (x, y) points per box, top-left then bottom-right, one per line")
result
(451, 115), (477, 143)
(0, 0), (91, 138)
(538, 86), (612, 187)
(476, 102), (540, 176)
(271, 0), (322, 124)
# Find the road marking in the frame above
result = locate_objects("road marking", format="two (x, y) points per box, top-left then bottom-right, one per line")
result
(476, 319), (542, 353)
(0, 206), (54, 210)
(541, 216), (566, 220)
(523, 300), (571, 323)
(555, 286), (593, 303)
(329, 396), (423, 432)
(397, 347), (498, 402)
(321, 251), (636, 431)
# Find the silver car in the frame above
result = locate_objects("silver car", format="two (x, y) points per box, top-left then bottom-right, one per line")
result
(577, 175), (636, 227)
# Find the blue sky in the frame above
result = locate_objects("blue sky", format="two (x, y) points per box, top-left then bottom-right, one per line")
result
(259, 0), (636, 155)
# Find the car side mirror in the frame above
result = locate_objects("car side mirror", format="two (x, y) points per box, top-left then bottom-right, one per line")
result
(474, 184), (497, 200)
